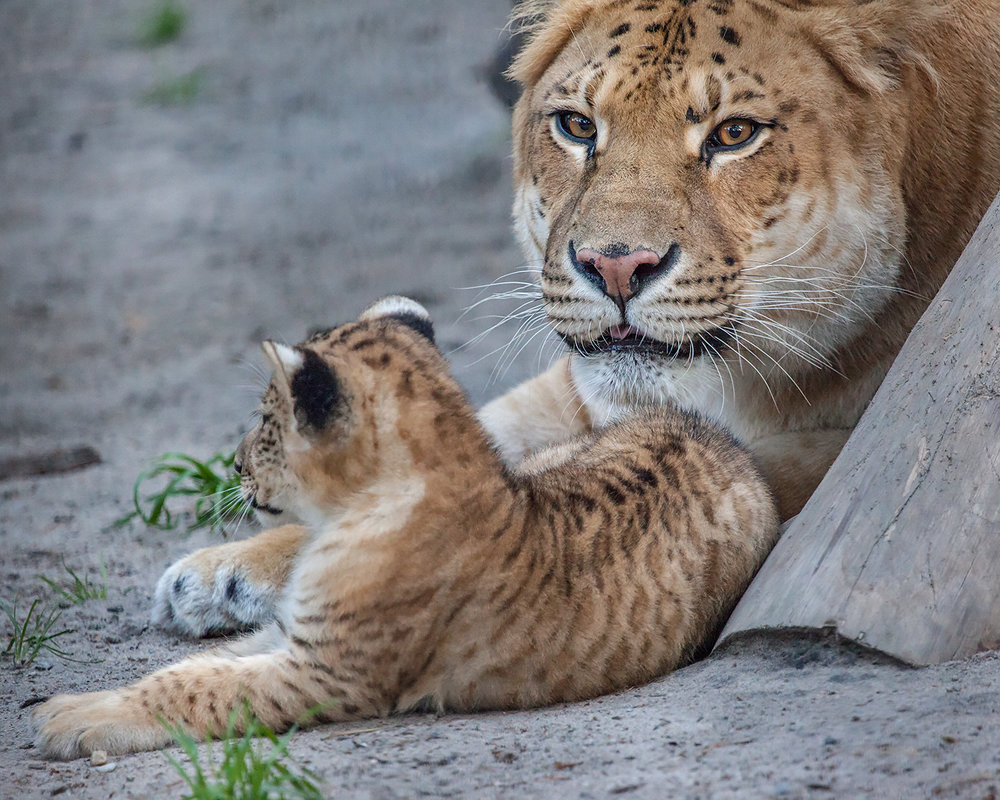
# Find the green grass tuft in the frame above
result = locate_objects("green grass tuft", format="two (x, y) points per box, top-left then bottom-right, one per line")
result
(140, 1), (188, 47)
(142, 69), (204, 106)
(116, 450), (243, 535)
(38, 558), (108, 605)
(164, 706), (323, 800)
(1, 597), (77, 667)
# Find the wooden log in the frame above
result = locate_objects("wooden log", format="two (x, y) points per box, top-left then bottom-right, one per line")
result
(719, 191), (1000, 666)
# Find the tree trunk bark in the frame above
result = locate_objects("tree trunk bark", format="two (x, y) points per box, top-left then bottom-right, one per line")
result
(719, 191), (1000, 666)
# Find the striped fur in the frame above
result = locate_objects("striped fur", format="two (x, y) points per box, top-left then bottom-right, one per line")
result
(491, 0), (1000, 520)
(35, 299), (777, 759)
(147, 0), (1000, 640)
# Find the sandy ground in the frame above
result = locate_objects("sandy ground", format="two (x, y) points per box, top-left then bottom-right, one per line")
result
(1, 1), (999, 797)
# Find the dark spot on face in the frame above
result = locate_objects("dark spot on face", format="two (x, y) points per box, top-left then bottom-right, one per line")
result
(607, 44), (622, 57)
(719, 26), (741, 46)
(706, 75), (722, 111)
(172, 575), (188, 596)
(686, 107), (702, 124)
(225, 575), (241, 602)
(610, 22), (631, 37)
(711, 52), (725, 64)
(724, 256), (735, 266)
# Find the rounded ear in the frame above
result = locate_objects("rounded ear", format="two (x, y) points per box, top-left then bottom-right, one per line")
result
(261, 341), (341, 433)
(359, 295), (435, 343)
(794, 0), (939, 95)
(508, 0), (595, 87)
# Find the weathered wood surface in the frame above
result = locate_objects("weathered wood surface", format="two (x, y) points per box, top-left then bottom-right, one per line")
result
(719, 191), (1000, 665)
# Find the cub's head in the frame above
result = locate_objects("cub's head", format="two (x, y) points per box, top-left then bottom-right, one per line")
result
(235, 297), (461, 524)
(510, 0), (932, 412)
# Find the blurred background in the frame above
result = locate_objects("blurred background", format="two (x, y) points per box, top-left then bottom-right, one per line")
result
(0, 0), (536, 478)
(0, 4), (545, 741)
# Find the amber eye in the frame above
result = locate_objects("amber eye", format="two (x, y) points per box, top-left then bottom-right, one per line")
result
(555, 111), (598, 144)
(705, 118), (760, 152)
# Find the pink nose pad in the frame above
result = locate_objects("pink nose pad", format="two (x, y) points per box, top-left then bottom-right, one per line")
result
(575, 247), (663, 305)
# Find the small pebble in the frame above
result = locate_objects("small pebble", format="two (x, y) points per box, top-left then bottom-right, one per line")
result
(94, 763), (117, 773)
(90, 750), (108, 766)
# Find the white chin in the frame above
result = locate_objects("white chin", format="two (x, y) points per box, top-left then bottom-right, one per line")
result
(569, 350), (718, 424)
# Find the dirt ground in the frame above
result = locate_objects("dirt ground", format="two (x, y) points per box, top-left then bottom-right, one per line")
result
(2, 1), (999, 797)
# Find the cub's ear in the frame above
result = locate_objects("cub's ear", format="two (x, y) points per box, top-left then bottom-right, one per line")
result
(290, 349), (341, 431)
(262, 341), (303, 381)
(359, 295), (435, 344)
(262, 341), (340, 432)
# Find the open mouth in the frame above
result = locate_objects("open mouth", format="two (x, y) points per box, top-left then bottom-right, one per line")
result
(568, 324), (734, 360)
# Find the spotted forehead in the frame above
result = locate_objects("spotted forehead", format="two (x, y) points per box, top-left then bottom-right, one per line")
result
(543, 0), (772, 108)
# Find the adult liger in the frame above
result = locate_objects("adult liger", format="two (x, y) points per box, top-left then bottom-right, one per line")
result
(154, 0), (1000, 637)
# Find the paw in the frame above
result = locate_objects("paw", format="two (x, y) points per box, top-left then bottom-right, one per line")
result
(152, 544), (280, 637)
(34, 691), (170, 760)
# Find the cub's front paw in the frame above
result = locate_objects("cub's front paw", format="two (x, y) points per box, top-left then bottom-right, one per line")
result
(152, 545), (280, 637)
(34, 691), (170, 760)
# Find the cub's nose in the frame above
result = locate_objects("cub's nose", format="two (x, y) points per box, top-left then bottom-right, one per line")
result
(571, 242), (679, 310)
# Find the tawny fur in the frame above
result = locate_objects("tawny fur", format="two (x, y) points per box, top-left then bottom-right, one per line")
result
(151, 0), (1000, 641)
(35, 300), (777, 759)
(495, 0), (1000, 520)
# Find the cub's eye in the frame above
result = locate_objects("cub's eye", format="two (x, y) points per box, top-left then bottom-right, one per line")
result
(555, 111), (598, 144)
(704, 118), (761, 152)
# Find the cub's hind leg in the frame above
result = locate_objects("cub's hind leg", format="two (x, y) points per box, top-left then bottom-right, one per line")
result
(34, 645), (377, 759)
(152, 524), (307, 636)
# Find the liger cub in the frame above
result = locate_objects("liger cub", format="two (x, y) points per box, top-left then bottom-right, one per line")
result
(153, 0), (1000, 639)
(35, 297), (778, 759)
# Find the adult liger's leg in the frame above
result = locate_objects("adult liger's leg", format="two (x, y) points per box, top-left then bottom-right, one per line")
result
(152, 524), (308, 636)
(476, 357), (592, 467)
(749, 429), (852, 521)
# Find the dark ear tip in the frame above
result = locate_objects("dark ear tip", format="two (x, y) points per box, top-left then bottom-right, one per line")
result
(391, 312), (435, 343)
(359, 295), (435, 344)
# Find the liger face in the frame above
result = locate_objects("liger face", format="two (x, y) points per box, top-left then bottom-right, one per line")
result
(513, 0), (908, 408)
